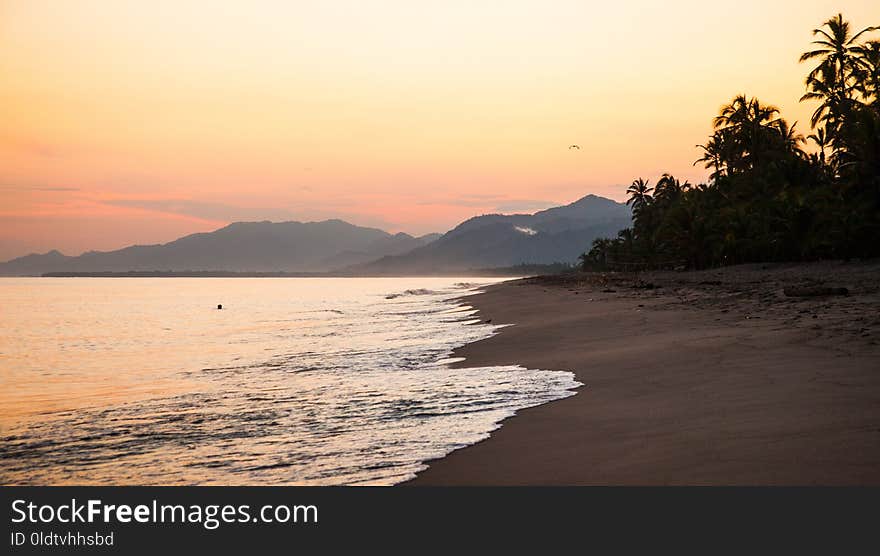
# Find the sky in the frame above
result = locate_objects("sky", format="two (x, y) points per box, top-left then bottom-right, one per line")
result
(1, 0), (879, 260)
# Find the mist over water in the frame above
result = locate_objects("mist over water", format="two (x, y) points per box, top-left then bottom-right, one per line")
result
(0, 277), (579, 485)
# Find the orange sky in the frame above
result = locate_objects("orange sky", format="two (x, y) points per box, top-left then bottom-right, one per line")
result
(2, 0), (879, 259)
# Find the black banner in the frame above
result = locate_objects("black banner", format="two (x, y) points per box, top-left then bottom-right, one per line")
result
(2, 487), (876, 553)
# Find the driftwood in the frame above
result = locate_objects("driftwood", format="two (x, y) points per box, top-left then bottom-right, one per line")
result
(632, 281), (658, 290)
(783, 286), (849, 298)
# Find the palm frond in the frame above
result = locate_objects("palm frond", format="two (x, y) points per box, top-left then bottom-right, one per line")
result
(848, 26), (880, 45)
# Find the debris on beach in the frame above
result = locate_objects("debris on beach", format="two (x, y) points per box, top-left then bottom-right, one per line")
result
(783, 286), (849, 298)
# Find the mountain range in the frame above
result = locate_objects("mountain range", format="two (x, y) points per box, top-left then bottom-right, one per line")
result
(351, 194), (631, 274)
(0, 194), (631, 276)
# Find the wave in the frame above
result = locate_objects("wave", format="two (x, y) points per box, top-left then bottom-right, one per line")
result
(384, 288), (439, 299)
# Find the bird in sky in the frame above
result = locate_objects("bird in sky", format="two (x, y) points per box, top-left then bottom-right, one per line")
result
(568, 144), (581, 150)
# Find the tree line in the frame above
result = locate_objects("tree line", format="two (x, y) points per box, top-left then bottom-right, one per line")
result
(582, 14), (880, 270)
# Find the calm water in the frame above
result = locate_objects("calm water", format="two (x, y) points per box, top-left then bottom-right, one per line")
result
(0, 277), (579, 485)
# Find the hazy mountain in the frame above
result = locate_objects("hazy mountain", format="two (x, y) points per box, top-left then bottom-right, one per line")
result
(0, 195), (629, 276)
(0, 250), (73, 276)
(352, 195), (631, 274)
(0, 220), (439, 276)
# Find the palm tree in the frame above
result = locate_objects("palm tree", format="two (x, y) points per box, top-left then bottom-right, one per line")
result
(712, 94), (750, 130)
(712, 95), (783, 172)
(800, 70), (849, 129)
(854, 40), (880, 103)
(653, 174), (688, 206)
(616, 228), (636, 259)
(694, 132), (725, 180)
(807, 126), (831, 166)
(774, 119), (805, 155)
(833, 103), (880, 192)
(799, 14), (878, 95)
(658, 190), (714, 268)
(583, 237), (613, 268)
(625, 178), (653, 213)
(713, 95), (780, 131)
(799, 14), (879, 132)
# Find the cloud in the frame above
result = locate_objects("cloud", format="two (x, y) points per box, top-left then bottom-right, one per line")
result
(34, 186), (80, 192)
(99, 199), (403, 231)
(0, 185), (80, 192)
(98, 195), (561, 237)
(492, 199), (558, 213)
(1, 139), (67, 158)
(102, 199), (300, 222)
(413, 195), (558, 214)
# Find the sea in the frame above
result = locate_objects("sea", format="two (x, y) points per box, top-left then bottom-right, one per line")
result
(0, 277), (579, 485)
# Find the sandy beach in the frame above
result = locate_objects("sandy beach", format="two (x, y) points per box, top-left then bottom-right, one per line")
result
(409, 260), (880, 485)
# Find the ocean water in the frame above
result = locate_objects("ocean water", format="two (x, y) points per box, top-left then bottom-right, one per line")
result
(0, 277), (579, 485)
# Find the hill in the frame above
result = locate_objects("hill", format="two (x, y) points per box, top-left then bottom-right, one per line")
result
(351, 195), (631, 274)
(0, 220), (437, 276)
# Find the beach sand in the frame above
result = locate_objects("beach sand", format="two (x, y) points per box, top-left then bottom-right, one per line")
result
(409, 260), (880, 485)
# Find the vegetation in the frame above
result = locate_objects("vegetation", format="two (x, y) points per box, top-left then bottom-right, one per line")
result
(475, 262), (576, 276)
(582, 14), (880, 270)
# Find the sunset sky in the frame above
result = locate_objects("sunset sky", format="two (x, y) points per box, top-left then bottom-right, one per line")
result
(2, 0), (879, 259)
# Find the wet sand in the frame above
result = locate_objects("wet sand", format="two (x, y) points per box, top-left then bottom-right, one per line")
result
(409, 260), (880, 485)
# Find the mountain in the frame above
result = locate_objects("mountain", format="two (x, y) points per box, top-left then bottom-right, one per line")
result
(0, 220), (438, 276)
(351, 195), (631, 274)
(0, 250), (74, 276)
(0, 195), (630, 276)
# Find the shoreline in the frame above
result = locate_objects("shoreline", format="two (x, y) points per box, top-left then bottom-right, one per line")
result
(408, 261), (880, 485)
